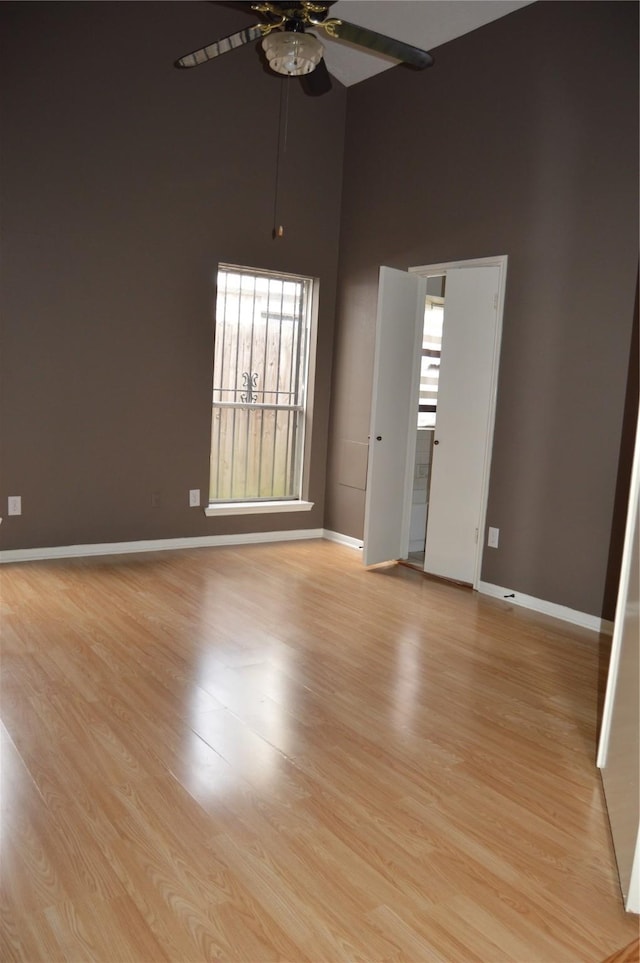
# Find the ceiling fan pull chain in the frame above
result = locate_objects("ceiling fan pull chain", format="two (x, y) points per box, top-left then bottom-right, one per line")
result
(272, 76), (290, 239)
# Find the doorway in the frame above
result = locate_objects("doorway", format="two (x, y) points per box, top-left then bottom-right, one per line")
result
(363, 256), (507, 587)
(407, 278), (445, 568)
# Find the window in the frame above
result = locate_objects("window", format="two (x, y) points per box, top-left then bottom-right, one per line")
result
(418, 296), (444, 428)
(207, 264), (316, 514)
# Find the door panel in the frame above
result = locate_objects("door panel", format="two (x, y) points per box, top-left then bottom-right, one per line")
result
(599, 417), (640, 912)
(424, 266), (500, 583)
(363, 267), (426, 566)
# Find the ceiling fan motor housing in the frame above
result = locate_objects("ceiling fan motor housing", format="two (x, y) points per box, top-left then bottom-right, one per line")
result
(262, 25), (324, 76)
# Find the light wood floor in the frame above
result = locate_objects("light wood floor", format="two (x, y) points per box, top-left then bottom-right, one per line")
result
(0, 539), (637, 962)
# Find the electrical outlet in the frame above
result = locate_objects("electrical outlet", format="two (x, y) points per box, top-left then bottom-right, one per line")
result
(488, 526), (499, 548)
(8, 495), (22, 516)
(189, 489), (200, 508)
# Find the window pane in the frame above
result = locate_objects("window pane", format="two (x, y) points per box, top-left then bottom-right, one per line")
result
(418, 301), (443, 429)
(213, 270), (307, 405)
(210, 406), (299, 501)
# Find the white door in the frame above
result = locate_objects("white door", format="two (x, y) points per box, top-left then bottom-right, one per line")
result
(424, 266), (501, 583)
(363, 267), (426, 565)
(598, 415), (640, 913)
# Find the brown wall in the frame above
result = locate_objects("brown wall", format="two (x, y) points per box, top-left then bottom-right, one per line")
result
(0, 1), (346, 549)
(326, 1), (639, 618)
(2, 2), (637, 621)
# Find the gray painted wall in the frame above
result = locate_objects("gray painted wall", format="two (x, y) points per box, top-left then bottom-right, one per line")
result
(325, 1), (638, 619)
(0, 1), (345, 548)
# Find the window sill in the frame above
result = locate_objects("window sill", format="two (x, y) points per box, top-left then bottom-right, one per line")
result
(204, 500), (314, 517)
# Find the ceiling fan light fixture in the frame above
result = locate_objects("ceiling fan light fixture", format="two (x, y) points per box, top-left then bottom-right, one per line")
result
(262, 30), (324, 76)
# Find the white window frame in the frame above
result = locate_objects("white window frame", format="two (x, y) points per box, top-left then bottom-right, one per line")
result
(205, 264), (318, 517)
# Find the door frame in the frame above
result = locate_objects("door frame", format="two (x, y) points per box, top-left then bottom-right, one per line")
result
(408, 255), (508, 588)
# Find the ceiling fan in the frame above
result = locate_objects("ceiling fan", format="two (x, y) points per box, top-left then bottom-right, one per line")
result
(175, 1), (434, 95)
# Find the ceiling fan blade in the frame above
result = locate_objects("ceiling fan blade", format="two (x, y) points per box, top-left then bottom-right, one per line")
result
(326, 19), (433, 69)
(299, 57), (332, 96)
(175, 24), (264, 68)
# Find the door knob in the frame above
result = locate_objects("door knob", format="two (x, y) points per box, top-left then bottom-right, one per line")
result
(376, 435), (382, 441)
(433, 439), (439, 445)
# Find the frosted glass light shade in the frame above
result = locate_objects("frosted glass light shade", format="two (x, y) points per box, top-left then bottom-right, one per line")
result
(262, 31), (324, 76)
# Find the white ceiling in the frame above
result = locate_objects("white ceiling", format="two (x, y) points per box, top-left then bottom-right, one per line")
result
(318, 1), (535, 86)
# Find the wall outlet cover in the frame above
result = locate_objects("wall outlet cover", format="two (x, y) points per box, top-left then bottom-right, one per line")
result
(189, 489), (200, 507)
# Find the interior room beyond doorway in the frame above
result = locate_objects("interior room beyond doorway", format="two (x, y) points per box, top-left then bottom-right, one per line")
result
(407, 275), (445, 569)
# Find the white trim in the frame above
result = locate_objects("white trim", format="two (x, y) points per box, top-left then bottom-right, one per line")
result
(322, 530), (364, 550)
(211, 265), (319, 512)
(204, 500), (314, 517)
(0, 529), (324, 564)
(409, 255), (508, 589)
(409, 255), (508, 276)
(477, 580), (614, 634)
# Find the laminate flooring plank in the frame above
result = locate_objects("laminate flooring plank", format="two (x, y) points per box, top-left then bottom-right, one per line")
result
(1, 541), (637, 961)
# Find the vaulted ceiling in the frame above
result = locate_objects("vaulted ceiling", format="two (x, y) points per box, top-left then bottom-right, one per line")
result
(296, 0), (535, 86)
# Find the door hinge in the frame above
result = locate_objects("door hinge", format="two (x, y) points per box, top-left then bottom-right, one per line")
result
(493, 292), (499, 310)
(475, 527), (479, 543)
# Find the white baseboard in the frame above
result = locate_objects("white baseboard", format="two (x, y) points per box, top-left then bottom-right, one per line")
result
(477, 580), (614, 634)
(0, 529), (325, 564)
(322, 530), (364, 551)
